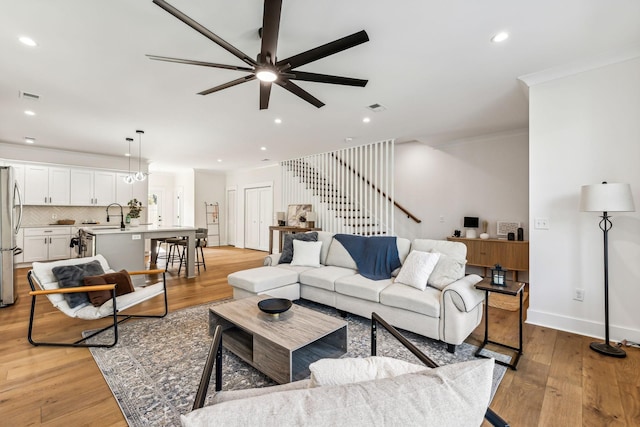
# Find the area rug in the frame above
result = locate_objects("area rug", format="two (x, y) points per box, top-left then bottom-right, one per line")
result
(86, 300), (509, 427)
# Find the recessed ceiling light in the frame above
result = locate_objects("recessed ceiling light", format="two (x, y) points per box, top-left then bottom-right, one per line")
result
(491, 32), (509, 43)
(19, 36), (38, 47)
(362, 117), (371, 123)
(217, 159), (222, 162)
(274, 118), (282, 124)
(260, 146), (267, 151)
(345, 137), (354, 143)
(24, 110), (35, 116)
(125, 153), (131, 157)
(24, 137), (35, 144)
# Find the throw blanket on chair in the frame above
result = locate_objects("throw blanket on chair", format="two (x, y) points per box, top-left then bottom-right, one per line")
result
(334, 234), (401, 280)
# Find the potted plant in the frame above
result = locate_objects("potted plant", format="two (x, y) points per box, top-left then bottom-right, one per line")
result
(127, 198), (143, 226)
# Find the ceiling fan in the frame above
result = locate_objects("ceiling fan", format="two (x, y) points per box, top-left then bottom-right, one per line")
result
(148, 0), (369, 109)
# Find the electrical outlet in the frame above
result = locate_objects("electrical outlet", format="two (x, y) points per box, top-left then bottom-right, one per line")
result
(132, 234), (141, 240)
(534, 217), (550, 230)
(573, 288), (585, 301)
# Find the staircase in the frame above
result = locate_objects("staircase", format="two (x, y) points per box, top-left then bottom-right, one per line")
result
(281, 140), (396, 236)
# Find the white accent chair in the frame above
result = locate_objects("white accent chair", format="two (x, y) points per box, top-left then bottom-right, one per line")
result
(27, 254), (168, 348)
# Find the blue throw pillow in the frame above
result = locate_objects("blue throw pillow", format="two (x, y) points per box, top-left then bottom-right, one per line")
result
(52, 260), (105, 309)
(278, 232), (318, 264)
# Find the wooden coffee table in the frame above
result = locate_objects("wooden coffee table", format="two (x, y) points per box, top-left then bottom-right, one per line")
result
(209, 296), (347, 384)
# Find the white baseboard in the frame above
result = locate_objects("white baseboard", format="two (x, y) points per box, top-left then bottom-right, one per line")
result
(527, 309), (640, 343)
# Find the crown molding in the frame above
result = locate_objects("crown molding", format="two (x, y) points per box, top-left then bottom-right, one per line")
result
(518, 44), (640, 88)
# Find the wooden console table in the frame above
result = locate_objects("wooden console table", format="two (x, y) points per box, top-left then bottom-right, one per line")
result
(447, 237), (529, 281)
(269, 226), (322, 254)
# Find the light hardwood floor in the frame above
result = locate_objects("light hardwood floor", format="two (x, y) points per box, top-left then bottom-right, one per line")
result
(1, 246), (638, 426)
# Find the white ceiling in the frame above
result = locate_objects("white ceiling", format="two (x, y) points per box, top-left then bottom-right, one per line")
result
(1, 0), (639, 171)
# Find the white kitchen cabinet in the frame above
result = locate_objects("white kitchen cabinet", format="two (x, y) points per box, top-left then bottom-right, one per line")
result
(70, 169), (116, 206)
(24, 165), (70, 205)
(116, 173), (147, 208)
(22, 227), (72, 262)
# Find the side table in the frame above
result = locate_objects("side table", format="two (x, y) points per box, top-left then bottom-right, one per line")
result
(474, 278), (525, 370)
(268, 226), (321, 254)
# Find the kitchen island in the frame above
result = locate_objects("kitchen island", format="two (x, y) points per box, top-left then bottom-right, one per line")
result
(86, 225), (198, 278)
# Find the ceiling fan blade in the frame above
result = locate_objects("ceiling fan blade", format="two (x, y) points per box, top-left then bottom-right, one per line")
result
(146, 55), (254, 72)
(259, 0), (282, 65)
(198, 75), (256, 96)
(153, 0), (257, 67)
(275, 79), (325, 108)
(260, 81), (272, 110)
(290, 71), (368, 87)
(277, 30), (369, 70)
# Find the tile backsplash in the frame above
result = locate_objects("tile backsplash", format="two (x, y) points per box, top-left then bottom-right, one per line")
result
(22, 206), (130, 225)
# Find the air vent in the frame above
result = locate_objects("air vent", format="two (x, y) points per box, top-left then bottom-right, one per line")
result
(20, 91), (40, 101)
(367, 103), (386, 112)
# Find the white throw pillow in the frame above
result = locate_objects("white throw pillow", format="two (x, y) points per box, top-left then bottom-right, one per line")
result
(290, 240), (323, 267)
(394, 250), (440, 290)
(428, 252), (467, 290)
(309, 356), (428, 387)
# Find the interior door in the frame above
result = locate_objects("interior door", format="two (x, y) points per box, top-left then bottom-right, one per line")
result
(227, 188), (237, 246)
(244, 188), (260, 250)
(258, 187), (272, 251)
(244, 186), (272, 251)
(174, 186), (183, 226)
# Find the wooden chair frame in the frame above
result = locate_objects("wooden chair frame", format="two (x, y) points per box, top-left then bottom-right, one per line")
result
(27, 269), (168, 348)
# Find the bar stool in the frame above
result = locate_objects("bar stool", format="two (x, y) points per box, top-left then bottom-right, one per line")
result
(177, 228), (207, 275)
(165, 237), (186, 272)
(153, 238), (171, 265)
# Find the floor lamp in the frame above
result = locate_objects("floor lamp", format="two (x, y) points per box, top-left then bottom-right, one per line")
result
(580, 181), (635, 358)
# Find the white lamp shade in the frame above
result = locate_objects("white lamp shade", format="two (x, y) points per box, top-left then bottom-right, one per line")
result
(580, 183), (635, 212)
(276, 212), (286, 221)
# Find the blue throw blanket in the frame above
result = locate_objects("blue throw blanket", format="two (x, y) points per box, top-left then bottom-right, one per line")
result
(334, 234), (401, 280)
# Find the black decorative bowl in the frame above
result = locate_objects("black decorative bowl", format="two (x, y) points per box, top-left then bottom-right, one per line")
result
(258, 298), (292, 315)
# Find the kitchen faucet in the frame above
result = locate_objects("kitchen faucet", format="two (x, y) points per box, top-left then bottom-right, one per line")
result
(106, 203), (126, 230)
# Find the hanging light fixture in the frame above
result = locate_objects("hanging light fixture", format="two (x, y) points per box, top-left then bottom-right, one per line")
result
(134, 130), (146, 181)
(123, 137), (135, 184)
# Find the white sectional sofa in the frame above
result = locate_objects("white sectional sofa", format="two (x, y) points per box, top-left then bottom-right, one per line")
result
(228, 232), (485, 352)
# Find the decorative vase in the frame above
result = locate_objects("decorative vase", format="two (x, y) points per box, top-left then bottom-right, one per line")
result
(130, 218), (140, 227)
(480, 233), (490, 240)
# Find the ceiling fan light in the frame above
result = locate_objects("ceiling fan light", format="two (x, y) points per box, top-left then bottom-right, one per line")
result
(256, 69), (277, 82)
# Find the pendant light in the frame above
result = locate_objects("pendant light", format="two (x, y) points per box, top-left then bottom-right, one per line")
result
(123, 137), (135, 184)
(134, 129), (146, 181)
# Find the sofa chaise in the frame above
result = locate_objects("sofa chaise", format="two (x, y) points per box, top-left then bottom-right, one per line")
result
(228, 232), (485, 352)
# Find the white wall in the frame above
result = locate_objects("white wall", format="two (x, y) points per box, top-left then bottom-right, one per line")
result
(528, 57), (640, 343)
(225, 164), (280, 249)
(194, 170), (226, 245)
(394, 132), (529, 241)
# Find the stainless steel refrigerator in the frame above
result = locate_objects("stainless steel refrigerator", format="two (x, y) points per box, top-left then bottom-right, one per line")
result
(0, 166), (23, 307)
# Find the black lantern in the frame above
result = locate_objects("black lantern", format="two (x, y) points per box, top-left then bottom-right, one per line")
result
(491, 264), (507, 286)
